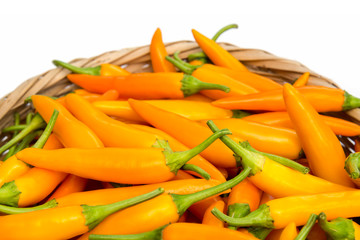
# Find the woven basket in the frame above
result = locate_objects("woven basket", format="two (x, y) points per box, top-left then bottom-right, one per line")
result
(1, 41), (359, 153)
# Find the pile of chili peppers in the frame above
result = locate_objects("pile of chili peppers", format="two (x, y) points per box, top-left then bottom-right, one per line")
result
(1, 24), (360, 240)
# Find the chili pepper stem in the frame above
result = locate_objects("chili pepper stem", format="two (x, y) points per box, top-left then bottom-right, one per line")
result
(0, 113), (46, 155)
(83, 188), (164, 230)
(158, 128), (231, 174)
(318, 212), (355, 240)
(32, 109), (59, 149)
(239, 141), (309, 174)
(207, 120), (265, 173)
(294, 213), (318, 240)
(343, 91), (360, 111)
(2, 124), (27, 133)
(181, 164), (211, 180)
(14, 130), (42, 155)
(53, 60), (101, 75)
(0, 181), (21, 207)
(211, 204), (274, 228)
(165, 55), (198, 74)
(231, 110), (252, 118)
(227, 203), (250, 230)
(345, 152), (360, 179)
(89, 225), (166, 240)
(247, 227), (272, 240)
(181, 74), (230, 97)
(0, 199), (58, 215)
(172, 167), (251, 216)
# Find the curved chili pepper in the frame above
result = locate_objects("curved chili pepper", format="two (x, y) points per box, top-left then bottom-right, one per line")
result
(283, 83), (354, 187)
(212, 190), (360, 229)
(202, 200), (225, 227)
(278, 222), (298, 240)
(53, 60), (130, 76)
(74, 89), (120, 103)
(47, 174), (88, 200)
(213, 86), (360, 112)
(200, 63), (282, 91)
(65, 93), (158, 148)
(242, 111), (360, 136)
(78, 167), (251, 240)
(192, 29), (248, 71)
(292, 72), (310, 87)
(89, 222), (259, 240)
(67, 72), (230, 99)
(0, 188), (163, 240)
(0, 112), (61, 187)
(166, 53), (258, 99)
(150, 28), (176, 72)
(16, 129), (230, 184)
(200, 118), (302, 160)
(187, 24), (239, 64)
(128, 99), (240, 168)
(318, 212), (360, 239)
(32, 95), (104, 148)
(206, 120), (354, 198)
(93, 99), (235, 123)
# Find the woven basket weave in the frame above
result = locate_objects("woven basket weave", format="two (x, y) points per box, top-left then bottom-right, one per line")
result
(1, 41), (359, 152)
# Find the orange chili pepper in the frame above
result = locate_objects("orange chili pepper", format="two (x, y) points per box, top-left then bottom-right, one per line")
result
(212, 190), (360, 229)
(53, 60), (130, 76)
(130, 123), (226, 182)
(128, 99), (240, 168)
(259, 192), (275, 205)
(93, 99), (235, 123)
(200, 118), (302, 159)
(192, 29), (248, 72)
(278, 222), (298, 240)
(16, 129), (230, 184)
(242, 111), (360, 137)
(202, 200), (226, 227)
(150, 28), (176, 72)
(318, 212), (360, 240)
(206, 120), (354, 198)
(74, 89), (120, 103)
(283, 83), (354, 187)
(213, 85), (360, 112)
(166, 53), (258, 99)
(67, 72), (230, 99)
(89, 222), (259, 240)
(48, 174), (88, 200)
(200, 63), (282, 92)
(65, 93), (158, 148)
(78, 167), (251, 240)
(0, 188), (163, 240)
(183, 93), (212, 102)
(292, 72), (310, 87)
(32, 95), (104, 148)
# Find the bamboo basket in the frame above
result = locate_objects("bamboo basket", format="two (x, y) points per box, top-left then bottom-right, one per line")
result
(1, 41), (359, 154)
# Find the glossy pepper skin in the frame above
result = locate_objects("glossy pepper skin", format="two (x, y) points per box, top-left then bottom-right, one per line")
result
(47, 174), (88, 200)
(212, 86), (360, 112)
(192, 29), (248, 72)
(32, 95), (104, 148)
(283, 83), (354, 187)
(292, 72), (310, 87)
(67, 72), (230, 99)
(150, 28), (176, 72)
(242, 111), (360, 137)
(202, 200), (225, 227)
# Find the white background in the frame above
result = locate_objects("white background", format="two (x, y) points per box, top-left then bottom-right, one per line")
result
(1, 0), (360, 98)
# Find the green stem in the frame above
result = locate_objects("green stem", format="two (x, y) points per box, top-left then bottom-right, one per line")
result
(0, 181), (21, 207)
(294, 213), (318, 240)
(89, 225), (166, 240)
(239, 141), (309, 174)
(173, 52), (196, 69)
(0, 199), (58, 214)
(206, 120), (265, 174)
(32, 110), (59, 149)
(26, 112), (34, 125)
(318, 212), (355, 240)
(110, 182), (132, 188)
(231, 110), (252, 119)
(211, 204), (274, 228)
(212, 23), (238, 41)
(53, 60), (101, 75)
(4, 113), (21, 160)
(345, 152), (360, 179)
(165, 55), (197, 74)
(83, 188), (164, 230)
(180, 74), (230, 97)
(163, 129), (231, 174)
(247, 227), (273, 240)
(172, 167), (251, 216)
(1, 125), (27, 133)
(0, 114), (46, 155)
(227, 203), (250, 230)
(181, 164), (211, 180)
(14, 130), (42, 154)
(343, 91), (360, 111)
